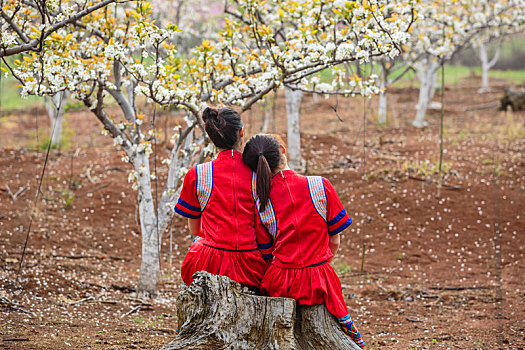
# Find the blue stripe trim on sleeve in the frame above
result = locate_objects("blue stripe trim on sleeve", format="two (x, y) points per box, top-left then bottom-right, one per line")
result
(177, 198), (201, 212)
(258, 242), (273, 250)
(328, 218), (352, 236)
(175, 206), (201, 219)
(327, 209), (347, 227)
(262, 253), (274, 260)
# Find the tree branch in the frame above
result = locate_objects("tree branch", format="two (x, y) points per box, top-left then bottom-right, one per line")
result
(0, 8), (30, 44)
(241, 81), (275, 112)
(83, 84), (135, 159)
(0, 0), (123, 57)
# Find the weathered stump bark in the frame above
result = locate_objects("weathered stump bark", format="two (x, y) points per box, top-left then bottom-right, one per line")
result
(295, 305), (361, 349)
(162, 272), (360, 350)
(500, 86), (525, 111)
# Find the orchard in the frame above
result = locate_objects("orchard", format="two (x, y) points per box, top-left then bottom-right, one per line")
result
(1, 0), (524, 348)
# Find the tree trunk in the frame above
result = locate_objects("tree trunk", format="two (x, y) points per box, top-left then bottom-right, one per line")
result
(44, 91), (68, 148)
(162, 272), (361, 350)
(478, 42), (500, 94)
(378, 69), (388, 125)
(412, 59), (439, 128)
(285, 87), (305, 172)
(378, 91), (387, 125)
(295, 305), (360, 350)
(312, 92), (320, 104)
(261, 99), (273, 133)
(134, 152), (161, 298)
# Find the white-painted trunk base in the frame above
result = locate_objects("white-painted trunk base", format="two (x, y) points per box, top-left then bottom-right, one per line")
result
(45, 91), (68, 147)
(134, 153), (161, 297)
(378, 91), (387, 125)
(285, 87), (305, 172)
(478, 42), (500, 94)
(412, 60), (439, 128)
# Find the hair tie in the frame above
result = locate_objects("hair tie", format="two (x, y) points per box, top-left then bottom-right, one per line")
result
(258, 152), (263, 156)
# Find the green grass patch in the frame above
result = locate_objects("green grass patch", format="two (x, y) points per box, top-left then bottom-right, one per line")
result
(0, 75), (44, 113)
(487, 69), (525, 84)
(317, 63), (525, 88)
(391, 65), (525, 87)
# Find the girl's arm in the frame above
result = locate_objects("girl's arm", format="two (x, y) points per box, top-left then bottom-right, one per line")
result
(188, 218), (204, 237)
(328, 234), (340, 259)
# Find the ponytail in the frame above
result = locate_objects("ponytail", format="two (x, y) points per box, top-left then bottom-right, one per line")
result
(242, 134), (281, 211)
(256, 155), (272, 211)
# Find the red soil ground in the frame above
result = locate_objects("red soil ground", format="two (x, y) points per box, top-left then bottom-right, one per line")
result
(0, 77), (524, 349)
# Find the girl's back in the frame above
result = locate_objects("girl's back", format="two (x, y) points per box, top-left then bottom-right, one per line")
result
(243, 134), (365, 348)
(267, 170), (351, 268)
(176, 108), (267, 289)
(177, 149), (258, 250)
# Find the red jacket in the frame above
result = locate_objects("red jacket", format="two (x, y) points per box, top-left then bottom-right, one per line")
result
(175, 149), (262, 250)
(256, 170), (352, 268)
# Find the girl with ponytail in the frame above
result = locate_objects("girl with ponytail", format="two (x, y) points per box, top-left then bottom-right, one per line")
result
(243, 134), (366, 348)
(174, 107), (268, 289)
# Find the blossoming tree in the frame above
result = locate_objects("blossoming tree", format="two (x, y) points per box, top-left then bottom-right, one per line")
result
(149, 0), (417, 170)
(475, 24), (525, 94)
(371, 0), (525, 127)
(407, 0), (525, 128)
(0, 0), (122, 58)
(7, 0), (416, 296)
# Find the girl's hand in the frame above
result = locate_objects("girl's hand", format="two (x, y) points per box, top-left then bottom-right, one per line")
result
(188, 218), (204, 237)
(329, 234), (340, 257)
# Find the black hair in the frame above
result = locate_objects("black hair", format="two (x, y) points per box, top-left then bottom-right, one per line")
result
(202, 107), (243, 149)
(242, 134), (281, 211)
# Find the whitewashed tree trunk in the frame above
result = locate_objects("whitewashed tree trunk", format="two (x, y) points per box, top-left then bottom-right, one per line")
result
(312, 92), (320, 104)
(285, 87), (305, 172)
(261, 107), (271, 133)
(44, 91), (68, 147)
(378, 67), (388, 125)
(378, 90), (387, 125)
(136, 126), (202, 297)
(261, 98), (272, 133)
(412, 59), (440, 128)
(376, 58), (414, 126)
(478, 42), (500, 93)
(135, 152), (161, 298)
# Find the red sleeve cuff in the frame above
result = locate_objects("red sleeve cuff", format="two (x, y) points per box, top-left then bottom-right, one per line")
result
(328, 209), (352, 235)
(175, 198), (201, 218)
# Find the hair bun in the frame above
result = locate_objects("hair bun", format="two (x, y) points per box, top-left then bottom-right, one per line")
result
(202, 107), (219, 123)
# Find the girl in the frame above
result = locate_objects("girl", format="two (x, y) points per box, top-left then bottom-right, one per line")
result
(243, 134), (366, 348)
(174, 107), (268, 289)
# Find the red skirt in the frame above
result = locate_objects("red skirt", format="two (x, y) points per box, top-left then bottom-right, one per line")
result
(261, 262), (348, 319)
(181, 239), (268, 289)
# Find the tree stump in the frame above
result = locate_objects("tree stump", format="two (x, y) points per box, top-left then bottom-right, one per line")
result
(162, 272), (361, 350)
(500, 86), (525, 111)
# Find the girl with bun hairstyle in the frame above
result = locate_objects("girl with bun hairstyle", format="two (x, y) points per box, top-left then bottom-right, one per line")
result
(242, 134), (366, 348)
(174, 107), (268, 289)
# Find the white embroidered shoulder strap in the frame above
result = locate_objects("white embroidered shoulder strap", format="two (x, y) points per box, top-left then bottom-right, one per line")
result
(196, 162), (213, 210)
(251, 173), (277, 238)
(307, 176), (327, 221)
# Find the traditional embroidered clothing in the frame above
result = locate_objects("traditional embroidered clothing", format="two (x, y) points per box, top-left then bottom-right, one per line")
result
(175, 149), (267, 288)
(257, 170), (365, 348)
